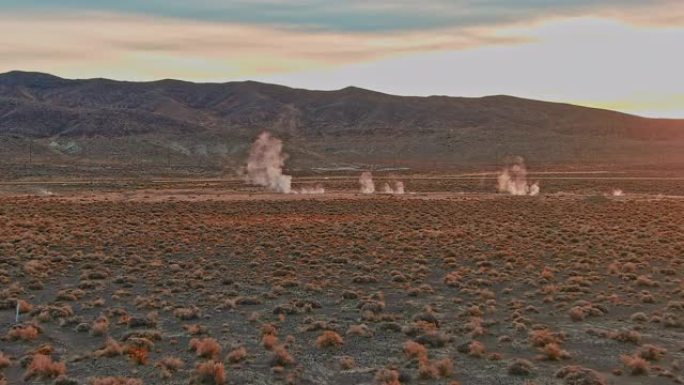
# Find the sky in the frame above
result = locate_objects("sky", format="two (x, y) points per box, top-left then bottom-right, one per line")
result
(1, 0), (683, 118)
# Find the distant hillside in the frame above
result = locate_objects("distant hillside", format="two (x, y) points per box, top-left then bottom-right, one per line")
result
(1, 70), (683, 176)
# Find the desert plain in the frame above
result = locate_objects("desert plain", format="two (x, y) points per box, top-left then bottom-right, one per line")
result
(0, 172), (682, 385)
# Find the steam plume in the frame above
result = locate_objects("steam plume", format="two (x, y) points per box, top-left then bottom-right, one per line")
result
(36, 188), (54, 197)
(529, 182), (540, 196)
(497, 156), (540, 196)
(299, 184), (325, 194)
(393, 181), (405, 195)
(245, 132), (292, 193)
(612, 189), (624, 197)
(359, 172), (375, 194)
(381, 181), (405, 194)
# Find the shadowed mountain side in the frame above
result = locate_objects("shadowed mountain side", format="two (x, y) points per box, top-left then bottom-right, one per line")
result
(1, 71), (683, 175)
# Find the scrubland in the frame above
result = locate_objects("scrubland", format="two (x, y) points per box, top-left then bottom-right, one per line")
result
(0, 182), (682, 384)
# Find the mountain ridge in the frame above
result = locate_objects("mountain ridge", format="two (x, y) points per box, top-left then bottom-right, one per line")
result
(2, 70), (678, 120)
(0, 70), (683, 173)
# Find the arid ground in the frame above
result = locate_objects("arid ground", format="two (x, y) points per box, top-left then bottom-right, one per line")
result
(0, 174), (682, 385)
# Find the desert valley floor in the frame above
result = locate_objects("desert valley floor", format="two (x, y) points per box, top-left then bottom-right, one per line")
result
(0, 174), (682, 385)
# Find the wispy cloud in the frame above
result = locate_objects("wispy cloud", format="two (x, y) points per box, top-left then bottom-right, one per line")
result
(2, 0), (683, 32)
(261, 18), (684, 118)
(0, 11), (528, 80)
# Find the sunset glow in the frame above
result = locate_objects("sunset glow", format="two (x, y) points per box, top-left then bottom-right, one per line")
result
(2, 1), (683, 117)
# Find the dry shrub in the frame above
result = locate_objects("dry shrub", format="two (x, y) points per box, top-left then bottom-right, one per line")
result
(316, 331), (344, 348)
(637, 344), (666, 361)
(346, 324), (373, 337)
(158, 356), (184, 370)
(29, 344), (54, 356)
(157, 356), (184, 379)
(270, 345), (295, 367)
(6, 323), (40, 341)
(635, 275), (656, 287)
(529, 329), (561, 347)
(94, 338), (123, 357)
(539, 343), (570, 361)
(621, 354), (649, 375)
(418, 359), (439, 379)
(91, 316), (110, 336)
(17, 299), (32, 313)
(189, 338), (222, 359)
(374, 368), (401, 385)
(184, 324), (207, 336)
(610, 329), (641, 345)
(195, 360), (226, 385)
(508, 359), (535, 376)
(630, 312), (648, 322)
(433, 358), (453, 377)
(415, 330), (451, 347)
(24, 354), (66, 380)
(404, 340), (428, 360)
(467, 305), (483, 317)
(339, 355), (355, 370)
(226, 346), (248, 363)
(89, 377), (144, 385)
(404, 340), (451, 379)
(607, 262), (619, 274)
(621, 262), (637, 273)
(173, 306), (200, 320)
(663, 312), (681, 328)
(24, 260), (49, 276)
(125, 346), (149, 365)
(555, 366), (607, 385)
(261, 323), (278, 336)
(0, 352), (10, 369)
(36, 304), (75, 323)
(568, 306), (587, 322)
(56, 289), (86, 301)
(443, 271), (462, 287)
(262, 334), (278, 350)
(116, 314), (132, 326)
(468, 341), (486, 358)
(402, 320), (437, 337)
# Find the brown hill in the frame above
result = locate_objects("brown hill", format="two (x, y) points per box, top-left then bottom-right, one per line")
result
(1, 70), (683, 176)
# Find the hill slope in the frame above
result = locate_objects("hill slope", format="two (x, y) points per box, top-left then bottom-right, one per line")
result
(1, 70), (683, 175)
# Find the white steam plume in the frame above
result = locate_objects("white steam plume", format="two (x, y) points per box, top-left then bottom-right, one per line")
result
(393, 181), (405, 194)
(612, 189), (624, 197)
(529, 182), (540, 196)
(497, 156), (540, 196)
(381, 180), (405, 194)
(245, 132), (292, 194)
(299, 184), (325, 194)
(359, 171), (375, 194)
(36, 188), (54, 197)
